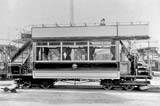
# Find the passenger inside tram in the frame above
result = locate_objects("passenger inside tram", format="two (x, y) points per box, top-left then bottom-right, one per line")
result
(48, 48), (60, 60)
(62, 47), (71, 60)
(36, 41), (116, 61)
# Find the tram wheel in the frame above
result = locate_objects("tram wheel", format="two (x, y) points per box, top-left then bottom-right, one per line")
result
(22, 80), (32, 89)
(123, 85), (135, 91)
(103, 84), (113, 90)
(106, 84), (113, 90)
(40, 81), (51, 89)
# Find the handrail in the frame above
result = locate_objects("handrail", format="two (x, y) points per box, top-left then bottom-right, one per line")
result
(24, 21), (149, 28)
(11, 40), (32, 62)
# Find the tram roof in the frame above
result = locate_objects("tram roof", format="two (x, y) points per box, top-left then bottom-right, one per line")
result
(32, 24), (149, 41)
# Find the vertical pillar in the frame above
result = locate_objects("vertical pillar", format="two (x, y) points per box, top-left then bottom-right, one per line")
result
(87, 41), (90, 61)
(60, 42), (62, 61)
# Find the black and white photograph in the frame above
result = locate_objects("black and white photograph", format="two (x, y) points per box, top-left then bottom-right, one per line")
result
(0, 0), (160, 106)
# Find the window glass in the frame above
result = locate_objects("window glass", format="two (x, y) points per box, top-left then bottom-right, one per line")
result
(90, 47), (115, 60)
(36, 47), (60, 61)
(62, 47), (87, 61)
(49, 42), (60, 46)
(73, 48), (87, 60)
(48, 48), (60, 60)
(89, 41), (116, 61)
(36, 42), (47, 46)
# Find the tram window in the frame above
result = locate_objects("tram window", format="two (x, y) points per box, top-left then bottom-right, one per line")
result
(73, 48), (87, 60)
(62, 47), (71, 60)
(63, 42), (74, 45)
(36, 47), (49, 61)
(89, 41), (116, 61)
(62, 47), (87, 61)
(91, 47), (115, 60)
(76, 42), (87, 45)
(49, 42), (60, 46)
(36, 47), (60, 61)
(36, 42), (47, 46)
(48, 48), (60, 61)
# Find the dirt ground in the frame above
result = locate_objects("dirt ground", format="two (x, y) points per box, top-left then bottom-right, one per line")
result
(0, 87), (160, 106)
(0, 76), (160, 106)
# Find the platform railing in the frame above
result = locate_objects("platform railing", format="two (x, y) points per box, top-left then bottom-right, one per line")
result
(23, 21), (149, 29)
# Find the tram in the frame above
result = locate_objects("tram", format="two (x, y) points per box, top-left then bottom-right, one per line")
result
(8, 22), (152, 90)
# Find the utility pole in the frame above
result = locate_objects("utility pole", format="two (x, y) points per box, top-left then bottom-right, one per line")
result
(116, 22), (119, 37)
(70, 0), (74, 25)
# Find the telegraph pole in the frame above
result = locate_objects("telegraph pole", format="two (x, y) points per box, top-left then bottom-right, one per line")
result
(70, 0), (74, 25)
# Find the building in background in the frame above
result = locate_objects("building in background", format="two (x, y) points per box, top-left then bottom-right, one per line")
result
(0, 45), (17, 79)
(138, 47), (160, 71)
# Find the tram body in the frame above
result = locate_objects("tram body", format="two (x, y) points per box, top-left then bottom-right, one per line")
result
(8, 23), (151, 90)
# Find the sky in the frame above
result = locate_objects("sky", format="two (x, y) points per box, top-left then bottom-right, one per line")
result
(0, 0), (160, 44)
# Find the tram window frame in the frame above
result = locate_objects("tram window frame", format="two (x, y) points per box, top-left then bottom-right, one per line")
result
(89, 41), (116, 61)
(49, 42), (60, 46)
(36, 42), (48, 46)
(89, 46), (116, 61)
(62, 47), (88, 61)
(35, 41), (117, 62)
(62, 41), (88, 61)
(36, 41), (61, 61)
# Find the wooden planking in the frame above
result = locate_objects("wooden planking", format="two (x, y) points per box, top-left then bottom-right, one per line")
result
(32, 26), (116, 38)
(32, 24), (149, 40)
(33, 70), (120, 79)
(118, 25), (148, 36)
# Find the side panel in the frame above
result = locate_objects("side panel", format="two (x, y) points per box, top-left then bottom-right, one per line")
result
(32, 24), (148, 38)
(120, 62), (130, 75)
(118, 25), (148, 36)
(32, 26), (116, 38)
(33, 70), (120, 79)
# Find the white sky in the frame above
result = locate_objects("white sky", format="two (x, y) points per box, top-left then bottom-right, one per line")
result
(0, 0), (160, 42)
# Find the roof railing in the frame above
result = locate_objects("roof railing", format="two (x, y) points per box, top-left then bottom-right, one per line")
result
(28, 21), (149, 28)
